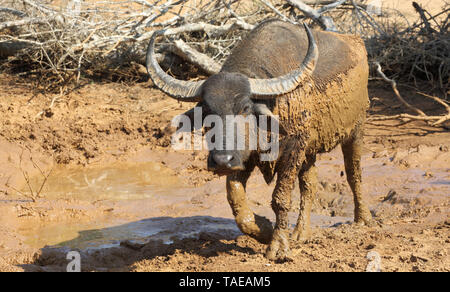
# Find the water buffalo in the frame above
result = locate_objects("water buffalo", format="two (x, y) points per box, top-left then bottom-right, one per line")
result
(146, 19), (373, 261)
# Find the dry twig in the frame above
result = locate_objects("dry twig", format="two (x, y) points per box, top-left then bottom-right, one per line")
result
(4, 148), (53, 202)
(370, 62), (450, 126)
(374, 62), (426, 116)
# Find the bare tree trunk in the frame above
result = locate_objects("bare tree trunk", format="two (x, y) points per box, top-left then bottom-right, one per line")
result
(0, 41), (30, 58)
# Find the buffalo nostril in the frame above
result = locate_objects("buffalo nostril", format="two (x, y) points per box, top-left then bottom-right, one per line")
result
(213, 154), (233, 166)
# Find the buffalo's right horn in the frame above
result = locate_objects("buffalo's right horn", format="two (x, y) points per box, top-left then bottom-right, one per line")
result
(146, 30), (204, 102)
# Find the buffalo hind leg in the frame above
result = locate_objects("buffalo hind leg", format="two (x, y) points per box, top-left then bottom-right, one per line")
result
(292, 155), (317, 241)
(341, 127), (373, 225)
(226, 170), (273, 244)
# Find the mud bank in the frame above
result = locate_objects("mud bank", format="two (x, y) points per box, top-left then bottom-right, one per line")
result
(0, 75), (449, 272)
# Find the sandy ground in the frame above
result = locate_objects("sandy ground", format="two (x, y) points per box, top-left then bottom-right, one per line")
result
(0, 71), (448, 272)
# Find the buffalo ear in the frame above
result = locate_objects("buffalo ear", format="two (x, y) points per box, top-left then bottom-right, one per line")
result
(253, 103), (287, 135)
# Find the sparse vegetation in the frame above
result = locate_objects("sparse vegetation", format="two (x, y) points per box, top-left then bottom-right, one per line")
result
(4, 147), (53, 202)
(0, 0), (448, 118)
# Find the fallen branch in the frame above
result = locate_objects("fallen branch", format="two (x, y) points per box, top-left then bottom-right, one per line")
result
(0, 17), (47, 31)
(302, 0), (371, 10)
(35, 87), (65, 119)
(316, 0), (347, 14)
(374, 62), (426, 116)
(150, 19), (254, 39)
(260, 0), (297, 24)
(172, 39), (221, 75)
(369, 112), (450, 126)
(0, 40), (31, 57)
(0, 7), (27, 17)
(370, 62), (450, 126)
(286, 0), (339, 31)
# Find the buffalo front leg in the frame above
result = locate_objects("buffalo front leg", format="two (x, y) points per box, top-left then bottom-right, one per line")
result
(226, 171), (273, 244)
(341, 127), (373, 226)
(266, 157), (302, 261)
(292, 156), (317, 241)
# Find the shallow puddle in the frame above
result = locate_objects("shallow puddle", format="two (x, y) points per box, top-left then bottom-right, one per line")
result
(22, 216), (241, 250)
(25, 161), (184, 201)
(18, 152), (448, 252)
(17, 161), (244, 251)
(19, 161), (218, 250)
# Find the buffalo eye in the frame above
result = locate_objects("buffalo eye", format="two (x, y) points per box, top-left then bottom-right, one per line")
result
(241, 104), (253, 115)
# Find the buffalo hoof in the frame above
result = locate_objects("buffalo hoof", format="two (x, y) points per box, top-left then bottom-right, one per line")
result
(253, 214), (274, 244)
(265, 229), (293, 262)
(236, 214), (273, 244)
(292, 225), (311, 242)
(354, 207), (375, 227)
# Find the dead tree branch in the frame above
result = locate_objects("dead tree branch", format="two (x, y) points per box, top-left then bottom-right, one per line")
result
(371, 62), (449, 126)
(172, 39), (221, 74)
(0, 7), (27, 17)
(286, 0), (342, 31)
(260, 0), (297, 24)
(0, 0), (447, 112)
(373, 62), (426, 117)
(0, 17), (47, 31)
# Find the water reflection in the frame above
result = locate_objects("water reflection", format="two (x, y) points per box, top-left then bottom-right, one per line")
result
(26, 162), (183, 201)
(24, 216), (241, 250)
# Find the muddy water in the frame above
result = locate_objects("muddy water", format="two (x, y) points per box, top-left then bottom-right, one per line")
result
(18, 147), (450, 252)
(26, 162), (183, 201)
(20, 162), (231, 250)
(21, 217), (241, 250)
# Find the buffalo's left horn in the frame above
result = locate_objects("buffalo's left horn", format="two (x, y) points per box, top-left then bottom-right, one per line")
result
(146, 30), (204, 102)
(248, 23), (318, 98)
